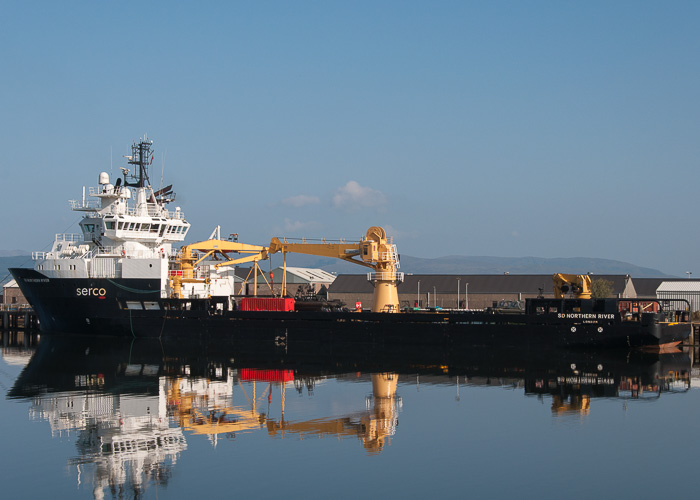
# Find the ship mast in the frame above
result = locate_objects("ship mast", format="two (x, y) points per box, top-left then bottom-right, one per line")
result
(123, 136), (153, 189)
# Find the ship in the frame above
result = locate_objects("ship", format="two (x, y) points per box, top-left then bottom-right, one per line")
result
(9, 137), (692, 349)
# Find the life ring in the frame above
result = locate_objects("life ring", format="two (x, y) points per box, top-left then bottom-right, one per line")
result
(121, 250), (126, 257)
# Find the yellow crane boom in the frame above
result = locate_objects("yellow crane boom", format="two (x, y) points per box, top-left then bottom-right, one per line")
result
(269, 226), (403, 312)
(170, 226), (403, 310)
(171, 239), (269, 298)
(552, 273), (592, 299)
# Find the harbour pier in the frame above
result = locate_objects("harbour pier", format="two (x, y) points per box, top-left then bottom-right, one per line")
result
(0, 308), (38, 331)
(692, 323), (700, 345)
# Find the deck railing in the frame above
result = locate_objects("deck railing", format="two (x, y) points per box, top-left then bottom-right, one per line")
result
(72, 189), (185, 220)
(367, 271), (405, 282)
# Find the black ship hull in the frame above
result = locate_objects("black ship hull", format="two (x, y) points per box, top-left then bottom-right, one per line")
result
(10, 268), (161, 333)
(10, 268), (690, 349)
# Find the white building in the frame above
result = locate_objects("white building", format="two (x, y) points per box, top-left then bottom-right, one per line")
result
(656, 281), (700, 311)
(252, 266), (337, 296)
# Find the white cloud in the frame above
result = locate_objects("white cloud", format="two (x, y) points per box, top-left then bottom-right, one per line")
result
(332, 181), (387, 211)
(281, 194), (320, 208)
(282, 218), (320, 233)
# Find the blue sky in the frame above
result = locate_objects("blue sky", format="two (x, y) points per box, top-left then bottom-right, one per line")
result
(1, 1), (699, 276)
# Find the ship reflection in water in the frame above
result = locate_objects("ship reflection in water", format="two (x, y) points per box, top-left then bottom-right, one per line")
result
(3, 331), (692, 499)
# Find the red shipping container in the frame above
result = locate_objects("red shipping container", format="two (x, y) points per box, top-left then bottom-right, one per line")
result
(240, 369), (294, 383)
(240, 298), (295, 312)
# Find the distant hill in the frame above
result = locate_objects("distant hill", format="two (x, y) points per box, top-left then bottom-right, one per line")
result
(264, 253), (674, 278)
(1, 253), (675, 285)
(0, 255), (34, 285)
(397, 255), (674, 277)
(0, 250), (28, 257)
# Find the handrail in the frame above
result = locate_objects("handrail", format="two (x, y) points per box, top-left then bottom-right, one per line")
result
(367, 271), (405, 282)
(55, 233), (84, 242)
(277, 236), (358, 244)
(69, 199), (100, 210)
(71, 196), (186, 220)
(618, 297), (691, 312)
(0, 304), (33, 311)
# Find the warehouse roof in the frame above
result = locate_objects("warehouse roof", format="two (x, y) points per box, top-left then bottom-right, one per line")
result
(657, 281), (700, 293)
(631, 278), (665, 297)
(267, 267), (336, 283)
(2, 279), (17, 289)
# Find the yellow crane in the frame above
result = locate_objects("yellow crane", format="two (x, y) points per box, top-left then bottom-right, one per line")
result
(170, 239), (269, 298)
(268, 226), (403, 313)
(171, 226), (403, 311)
(552, 273), (592, 299)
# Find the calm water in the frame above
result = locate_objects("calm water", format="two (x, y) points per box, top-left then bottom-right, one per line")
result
(2, 331), (699, 500)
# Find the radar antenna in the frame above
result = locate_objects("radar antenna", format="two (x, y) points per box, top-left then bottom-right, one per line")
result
(122, 136), (154, 189)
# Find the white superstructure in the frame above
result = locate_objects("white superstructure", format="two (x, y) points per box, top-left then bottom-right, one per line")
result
(30, 137), (190, 295)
